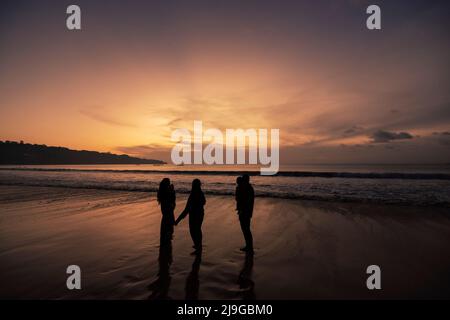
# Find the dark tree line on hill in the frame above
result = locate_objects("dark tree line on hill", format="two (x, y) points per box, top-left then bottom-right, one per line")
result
(0, 141), (165, 165)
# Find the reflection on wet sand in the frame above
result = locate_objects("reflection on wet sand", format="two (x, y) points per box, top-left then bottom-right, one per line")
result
(148, 243), (173, 300)
(238, 252), (255, 300)
(185, 252), (202, 300)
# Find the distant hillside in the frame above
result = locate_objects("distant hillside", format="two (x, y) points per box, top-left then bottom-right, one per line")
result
(0, 141), (165, 165)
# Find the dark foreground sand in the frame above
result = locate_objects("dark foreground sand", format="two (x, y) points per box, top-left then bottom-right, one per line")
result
(1, 185), (450, 299)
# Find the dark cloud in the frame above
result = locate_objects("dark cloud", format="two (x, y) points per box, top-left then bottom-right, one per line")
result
(343, 125), (364, 135)
(370, 130), (414, 143)
(340, 143), (373, 149)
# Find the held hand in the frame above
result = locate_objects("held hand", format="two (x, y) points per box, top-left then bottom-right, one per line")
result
(175, 210), (186, 225)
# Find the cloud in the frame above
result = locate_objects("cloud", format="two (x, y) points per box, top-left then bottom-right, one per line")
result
(166, 118), (183, 127)
(343, 125), (364, 136)
(369, 130), (414, 143)
(80, 109), (136, 128)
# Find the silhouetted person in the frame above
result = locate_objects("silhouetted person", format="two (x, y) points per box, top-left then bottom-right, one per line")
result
(157, 178), (176, 246)
(235, 176), (243, 212)
(148, 242), (172, 300)
(238, 252), (255, 300)
(175, 179), (206, 252)
(236, 174), (254, 253)
(185, 251), (202, 300)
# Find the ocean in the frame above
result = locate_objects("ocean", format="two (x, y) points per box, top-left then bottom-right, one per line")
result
(1, 164), (450, 206)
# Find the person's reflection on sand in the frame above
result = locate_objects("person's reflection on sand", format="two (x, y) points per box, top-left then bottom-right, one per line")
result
(185, 251), (202, 300)
(148, 242), (173, 300)
(238, 252), (255, 300)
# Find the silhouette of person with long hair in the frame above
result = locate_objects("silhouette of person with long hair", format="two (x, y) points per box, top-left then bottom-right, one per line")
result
(157, 178), (176, 246)
(236, 174), (254, 253)
(185, 251), (202, 300)
(175, 179), (206, 253)
(148, 178), (175, 299)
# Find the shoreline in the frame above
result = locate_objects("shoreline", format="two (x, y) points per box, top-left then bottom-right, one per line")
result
(2, 166), (450, 180)
(0, 183), (449, 208)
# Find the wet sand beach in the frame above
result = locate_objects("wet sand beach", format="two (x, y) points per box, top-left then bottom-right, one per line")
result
(1, 185), (450, 299)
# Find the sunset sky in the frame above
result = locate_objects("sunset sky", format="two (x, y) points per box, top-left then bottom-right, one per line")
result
(1, 0), (449, 164)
